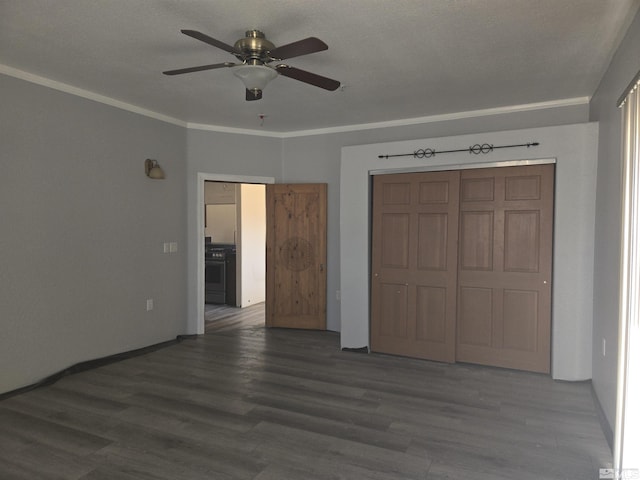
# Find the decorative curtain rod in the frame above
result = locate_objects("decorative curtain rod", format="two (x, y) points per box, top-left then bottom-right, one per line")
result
(378, 141), (539, 159)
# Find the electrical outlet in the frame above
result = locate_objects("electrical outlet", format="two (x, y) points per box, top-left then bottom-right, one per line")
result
(146, 299), (154, 311)
(163, 242), (170, 253)
(169, 242), (178, 253)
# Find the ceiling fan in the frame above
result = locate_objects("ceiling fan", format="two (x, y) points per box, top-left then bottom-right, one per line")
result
(163, 29), (340, 101)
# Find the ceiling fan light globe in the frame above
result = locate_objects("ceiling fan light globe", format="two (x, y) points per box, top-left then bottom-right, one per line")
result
(233, 65), (278, 91)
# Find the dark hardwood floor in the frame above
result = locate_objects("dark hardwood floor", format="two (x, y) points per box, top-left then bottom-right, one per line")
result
(0, 304), (612, 479)
(205, 302), (265, 333)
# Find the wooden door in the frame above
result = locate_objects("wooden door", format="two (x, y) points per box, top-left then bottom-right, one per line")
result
(456, 164), (554, 373)
(266, 184), (327, 329)
(371, 171), (460, 362)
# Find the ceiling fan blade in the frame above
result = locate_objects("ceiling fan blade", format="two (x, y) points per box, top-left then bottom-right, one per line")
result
(269, 37), (328, 60)
(180, 29), (240, 55)
(276, 65), (340, 91)
(163, 62), (236, 76)
(246, 89), (263, 101)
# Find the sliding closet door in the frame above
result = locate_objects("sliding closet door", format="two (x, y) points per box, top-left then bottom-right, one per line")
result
(456, 164), (554, 373)
(371, 171), (460, 362)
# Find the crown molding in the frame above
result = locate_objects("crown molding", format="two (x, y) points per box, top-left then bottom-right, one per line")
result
(277, 97), (591, 138)
(186, 122), (283, 138)
(0, 64), (187, 128)
(2, 63), (589, 139)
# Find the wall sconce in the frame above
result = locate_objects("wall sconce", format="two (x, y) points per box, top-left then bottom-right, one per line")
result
(144, 159), (165, 179)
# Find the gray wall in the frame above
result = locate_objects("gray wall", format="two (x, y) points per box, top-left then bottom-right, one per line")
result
(590, 8), (640, 432)
(281, 104), (590, 332)
(185, 104), (589, 335)
(0, 74), (187, 394)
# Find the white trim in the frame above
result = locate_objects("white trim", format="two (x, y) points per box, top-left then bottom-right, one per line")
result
(340, 124), (598, 380)
(0, 64), (187, 127)
(187, 122), (283, 138)
(279, 98), (590, 138)
(370, 158), (556, 176)
(195, 173), (275, 335)
(2, 63), (588, 138)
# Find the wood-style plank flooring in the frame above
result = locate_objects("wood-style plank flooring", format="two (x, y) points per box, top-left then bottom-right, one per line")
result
(1, 303), (612, 479)
(205, 303), (264, 333)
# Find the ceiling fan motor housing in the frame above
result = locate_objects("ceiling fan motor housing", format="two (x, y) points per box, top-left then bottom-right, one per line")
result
(234, 30), (275, 64)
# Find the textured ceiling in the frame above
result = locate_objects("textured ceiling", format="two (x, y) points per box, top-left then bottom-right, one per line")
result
(1, 0), (638, 132)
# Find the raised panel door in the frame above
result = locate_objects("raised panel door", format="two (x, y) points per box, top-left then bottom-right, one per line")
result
(456, 164), (553, 373)
(371, 171), (459, 362)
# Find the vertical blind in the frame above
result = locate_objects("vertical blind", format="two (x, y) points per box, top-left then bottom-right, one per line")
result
(616, 72), (640, 473)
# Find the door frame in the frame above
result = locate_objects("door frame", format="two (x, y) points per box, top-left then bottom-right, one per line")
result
(196, 173), (275, 335)
(368, 158), (556, 351)
(369, 158), (553, 176)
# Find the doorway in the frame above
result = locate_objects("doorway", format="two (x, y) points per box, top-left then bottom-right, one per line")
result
(204, 181), (266, 326)
(196, 173), (275, 335)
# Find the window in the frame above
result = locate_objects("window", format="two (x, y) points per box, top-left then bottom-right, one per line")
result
(615, 71), (640, 475)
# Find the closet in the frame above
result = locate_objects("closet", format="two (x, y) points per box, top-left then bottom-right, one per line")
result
(370, 164), (554, 373)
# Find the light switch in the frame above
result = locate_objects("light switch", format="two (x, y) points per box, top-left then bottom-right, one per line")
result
(169, 242), (178, 253)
